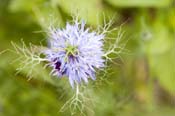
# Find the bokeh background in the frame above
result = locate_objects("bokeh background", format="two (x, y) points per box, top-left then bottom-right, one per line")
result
(0, 0), (175, 116)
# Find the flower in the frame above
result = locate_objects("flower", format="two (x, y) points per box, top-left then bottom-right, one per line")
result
(44, 20), (105, 87)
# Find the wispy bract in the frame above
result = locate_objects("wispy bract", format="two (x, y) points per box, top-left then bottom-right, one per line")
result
(44, 20), (105, 87)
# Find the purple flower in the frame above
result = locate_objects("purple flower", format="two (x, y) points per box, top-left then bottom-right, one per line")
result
(44, 20), (105, 87)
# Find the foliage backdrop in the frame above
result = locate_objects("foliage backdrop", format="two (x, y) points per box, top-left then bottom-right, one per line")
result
(0, 0), (175, 116)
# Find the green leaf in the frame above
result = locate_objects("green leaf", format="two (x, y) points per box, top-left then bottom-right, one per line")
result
(32, 3), (63, 29)
(57, 0), (115, 26)
(8, 0), (44, 12)
(142, 12), (175, 94)
(146, 24), (172, 55)
(8, 0), (63, 29)
(149, 48), (175, 94)
(105, 0), (172, 7)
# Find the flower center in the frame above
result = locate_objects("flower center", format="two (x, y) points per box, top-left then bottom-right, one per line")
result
(65, 44), (78, 57)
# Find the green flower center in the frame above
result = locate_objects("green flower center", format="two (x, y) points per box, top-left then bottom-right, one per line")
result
(65, 44), (78, 57)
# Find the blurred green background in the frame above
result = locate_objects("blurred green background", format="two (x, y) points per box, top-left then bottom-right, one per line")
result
(0, 0), (175, 116)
